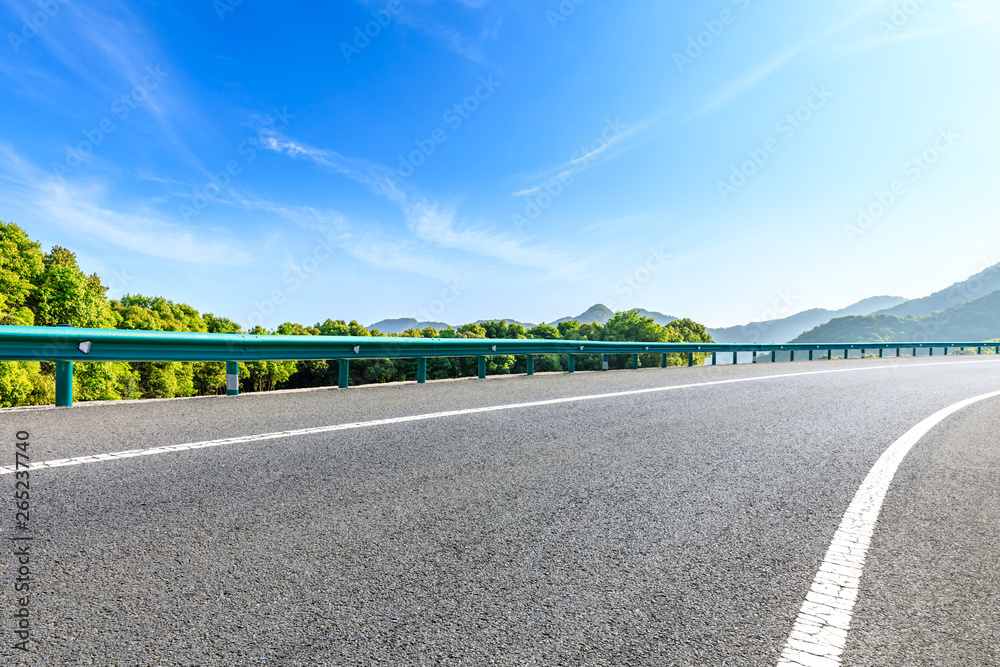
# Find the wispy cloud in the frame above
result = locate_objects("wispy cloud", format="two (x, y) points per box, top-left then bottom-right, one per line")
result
(511, 108), (673, 192)
(684, 4), (885, 121)
(684, 49), (799, 121)
(255, 129), (586, 277)
(0, 144), (251, 265)
(231, 195), (465, 281)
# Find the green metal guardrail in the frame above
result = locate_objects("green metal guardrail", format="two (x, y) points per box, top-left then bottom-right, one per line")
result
(1, 325), (998, 407)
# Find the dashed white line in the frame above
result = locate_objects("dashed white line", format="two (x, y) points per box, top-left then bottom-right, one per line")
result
(1, 358), (998, 476)
(776, 388), (1000, 666)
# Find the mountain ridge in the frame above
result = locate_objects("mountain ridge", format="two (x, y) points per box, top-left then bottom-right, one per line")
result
(792, 289), (1000, 343)
(875, 261), (1000, 317)
(706, 295), (906, 344)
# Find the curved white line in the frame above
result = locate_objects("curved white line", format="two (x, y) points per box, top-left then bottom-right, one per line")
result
(777, 389), (1000, 666)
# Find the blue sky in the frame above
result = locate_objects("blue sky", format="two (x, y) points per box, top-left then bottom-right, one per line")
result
(2, 0), (998, 329)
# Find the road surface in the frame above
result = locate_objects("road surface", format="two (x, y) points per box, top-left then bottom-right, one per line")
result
(1, 356), (998, 665)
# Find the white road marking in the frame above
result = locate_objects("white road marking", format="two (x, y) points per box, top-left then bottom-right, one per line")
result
(776, 388), (1000, 667)
(1, 358), (998, 477)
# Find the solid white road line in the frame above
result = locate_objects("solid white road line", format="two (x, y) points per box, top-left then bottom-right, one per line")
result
(776, 389), (1000, 667)
(1, 358), (998, 477)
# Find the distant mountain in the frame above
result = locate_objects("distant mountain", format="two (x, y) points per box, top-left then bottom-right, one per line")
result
(553, 304), (615, 325)
(367, 317), (451, 334)
(552, 304), (678, 326)
(792, 290), (1000, 344)
(635, 308), (679, 326)
(876, 261), (1000, 317)
(707, 295), (906, 344)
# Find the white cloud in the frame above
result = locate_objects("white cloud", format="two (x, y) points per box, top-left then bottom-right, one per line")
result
(0, 144), (251, 266)
(254, 130), (586, 277)
(231, 196), (465, 281)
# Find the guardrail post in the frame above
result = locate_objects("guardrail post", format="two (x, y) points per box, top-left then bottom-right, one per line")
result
(790, 350), (795, 362)
(602, 354), (608, 371)
(478, 356), (486, 378)
(808, 350), (813, 361)
(978, 347), (982, 355)
(843, 349), (848, 360)
(896, 348), (900, 357)
(55, 360), (73, 407)
(878, 348), (883, 358)
(661, 353), (667, 368)
(568, 355), (575, 373)
(827, 349), (832, 360)
(711, 352), (717, 366)
(913, 347), (917, 357)
(770, 350), (776, 363)
(733, 351), (738, 365)
(688, 352), (694, 367)
(632, 354), (639, 369)
(527, 355), (534, 375)
(226, 361), (239, 396)
(944, 347), (949, 356)
(752, 352), (757, 364)
(929, 347), (934, 356)
(417, 358), (427, 384)
(338, 360), (349, 388)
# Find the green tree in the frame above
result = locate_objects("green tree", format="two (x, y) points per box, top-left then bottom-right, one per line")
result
(28, 247), (119, 328)
(456, 323), (487, 338)
(557, 321), (580, 338)
(0, 222), (45, 326)
(527, 323), (560, 339)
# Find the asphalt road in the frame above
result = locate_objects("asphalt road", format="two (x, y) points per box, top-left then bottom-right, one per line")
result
(1, 356), (998, 665)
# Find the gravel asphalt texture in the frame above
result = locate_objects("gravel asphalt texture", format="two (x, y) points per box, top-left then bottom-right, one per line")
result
(1, 356), (998, 665)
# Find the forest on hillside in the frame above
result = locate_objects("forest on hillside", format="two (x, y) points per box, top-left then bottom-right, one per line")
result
(791, 290), (1000, 344)
(0, 222), (713, 407)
